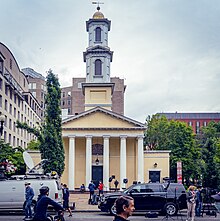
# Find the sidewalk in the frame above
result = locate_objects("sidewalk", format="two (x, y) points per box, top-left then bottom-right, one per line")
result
(69, 192), (100, 212)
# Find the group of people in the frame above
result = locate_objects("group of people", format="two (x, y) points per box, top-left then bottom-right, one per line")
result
(23, 182), (72, 221)
(186, 185), (203, 221)
(88, 180), (104, 205)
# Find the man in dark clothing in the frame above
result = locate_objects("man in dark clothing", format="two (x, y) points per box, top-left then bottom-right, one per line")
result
(113, 196), (135, 221)
(88, 181), (96, 204)
(62, 184), (72, 216)
(33, 186), (63, 221)
(195, 186), (203, 217)
(24, 182), (35, 220)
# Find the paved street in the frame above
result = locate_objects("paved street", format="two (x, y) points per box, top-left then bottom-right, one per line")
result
(0, 212), (219, 221)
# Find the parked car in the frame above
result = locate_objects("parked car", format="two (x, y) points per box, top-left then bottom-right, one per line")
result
(98, 182), (187, 215)
(0, 174), (62, 211)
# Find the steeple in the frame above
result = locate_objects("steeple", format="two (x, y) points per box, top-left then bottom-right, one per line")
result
(83, 6), (113, 83)
(82, 7), (115, 112)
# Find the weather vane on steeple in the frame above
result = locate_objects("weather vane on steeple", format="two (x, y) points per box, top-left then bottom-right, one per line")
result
(92, 1), (104, 11)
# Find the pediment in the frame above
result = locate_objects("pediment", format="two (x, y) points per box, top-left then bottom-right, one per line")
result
(62, 107), (145, 130)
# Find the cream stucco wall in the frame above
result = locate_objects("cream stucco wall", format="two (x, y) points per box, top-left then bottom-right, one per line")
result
(144, 150), (170, 183)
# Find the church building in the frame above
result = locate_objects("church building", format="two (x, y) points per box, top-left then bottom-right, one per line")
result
(61, 7), (170, 190)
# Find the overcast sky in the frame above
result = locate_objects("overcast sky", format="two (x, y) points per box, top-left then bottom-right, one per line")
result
(1, 0), (220, 122)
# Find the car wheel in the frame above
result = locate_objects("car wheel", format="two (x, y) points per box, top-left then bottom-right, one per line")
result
(110, 204), (117, 215)
(164, 202), (177, 216)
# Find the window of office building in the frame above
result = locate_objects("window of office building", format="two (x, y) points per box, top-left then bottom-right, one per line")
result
(13, 136), (15, 146)
(29, 83), (36, 89)
(9, 104), (12, 114)
(14, 94), (17, 104)
(4, 131), (7, 142)
(188, 121), (192, 126)
(4, 116), (7, 127)
(18, 111), (20, 121)
(9, 134), (11, 144)
(5, 84), (8, 95)
(0, 95), (2, 107)
(4, 99), (7, 111)
(13, 122), (16, 132)
(18, 98), (20, 108)
(0, 78), (2, 90)
(14, 107), (16, 117)
(196, 121), (200, 134)
(10, 89), (12, 99)
(9, 119), (12, 129)
(17, 138), (19, 146)
(0, 60), (3, 74)
(203, 121), (207, 127)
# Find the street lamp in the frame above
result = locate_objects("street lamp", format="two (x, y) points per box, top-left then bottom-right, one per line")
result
(0, 113), (5, 137)
(95, 154), (99, 165)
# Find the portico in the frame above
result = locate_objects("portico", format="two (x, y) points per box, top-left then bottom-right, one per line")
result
(62, 107), (145, 190)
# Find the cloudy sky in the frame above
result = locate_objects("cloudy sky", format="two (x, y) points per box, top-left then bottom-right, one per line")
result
(1, 0), (220, 122)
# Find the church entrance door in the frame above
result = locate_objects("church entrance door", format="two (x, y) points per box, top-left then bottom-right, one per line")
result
(92, 166), (103, 188)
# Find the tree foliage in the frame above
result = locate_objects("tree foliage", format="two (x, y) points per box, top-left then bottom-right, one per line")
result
(198, 121), (220, 189)
(0, 140), (25, 176)
(17, 70), (65, 176)
(144, 114), (202, 183)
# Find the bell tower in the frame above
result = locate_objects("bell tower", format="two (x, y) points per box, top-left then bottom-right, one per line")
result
(82, 6), (114, 111)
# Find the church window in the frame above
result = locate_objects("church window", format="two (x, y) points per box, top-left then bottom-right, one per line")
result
(95, 59), (102, 75)
(95, 27), (101, 42)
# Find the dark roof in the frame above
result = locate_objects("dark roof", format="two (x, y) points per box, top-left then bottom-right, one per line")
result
(157, 112), (220, 120)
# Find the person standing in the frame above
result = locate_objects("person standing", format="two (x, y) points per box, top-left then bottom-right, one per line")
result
(24, 182), (35, 220)
(195, 186), (203, 217)
(88, 181), (96, 204)
(98, 181), (104, 195)
(186, 185), (197, 221)
(113, 196), (135, 221)
(62, 184), (72, 217)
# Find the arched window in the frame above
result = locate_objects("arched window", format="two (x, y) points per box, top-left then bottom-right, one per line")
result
(95, 59), (102, 75)
(95, 27), (101, 42)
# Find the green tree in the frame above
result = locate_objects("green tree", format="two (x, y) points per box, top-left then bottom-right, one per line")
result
(17, 70), (65, 176)
(198, 121), (220, 189)
(0, 140), (25, 176)
(27, 140), (40, 150)
(145, 114), (201, 183)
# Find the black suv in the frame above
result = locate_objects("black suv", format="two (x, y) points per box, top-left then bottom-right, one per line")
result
(98, 182), (187, 215)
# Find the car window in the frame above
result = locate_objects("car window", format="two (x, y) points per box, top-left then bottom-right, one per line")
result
(130, 184), (147, 193)
(146, 184), (161, 192)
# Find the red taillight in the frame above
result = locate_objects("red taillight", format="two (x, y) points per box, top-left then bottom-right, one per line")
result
(55, 193), (58, 199)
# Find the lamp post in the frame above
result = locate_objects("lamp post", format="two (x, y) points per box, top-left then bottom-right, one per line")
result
(0, 113), (5, 137)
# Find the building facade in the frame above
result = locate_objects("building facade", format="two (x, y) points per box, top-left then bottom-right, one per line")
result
(61, 8), (170, 190)
(0, 43), (42, 148)
(158, 112), (220, 134)
(22, 67), (46, 118)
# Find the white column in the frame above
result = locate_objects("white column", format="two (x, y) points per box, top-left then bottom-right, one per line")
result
(103, 135), (110, 191)
(137, 135), (144, 183)
(68, 136), (75, 190)
(86, 135), (92, 188)
(120, 135), (127, 190)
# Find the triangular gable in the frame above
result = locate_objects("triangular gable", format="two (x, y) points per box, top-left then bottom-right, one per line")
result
(62, 106), (146, 130)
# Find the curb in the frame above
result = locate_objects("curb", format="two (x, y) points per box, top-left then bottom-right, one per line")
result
(73, 210), (100, 213)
